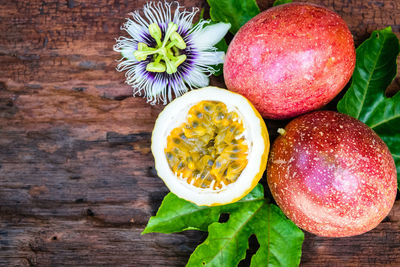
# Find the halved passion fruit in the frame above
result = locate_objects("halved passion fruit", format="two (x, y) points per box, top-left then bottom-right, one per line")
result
(151, 87), (269, 206)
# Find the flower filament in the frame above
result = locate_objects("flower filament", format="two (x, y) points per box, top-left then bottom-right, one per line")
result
(134, 22), (187, 74)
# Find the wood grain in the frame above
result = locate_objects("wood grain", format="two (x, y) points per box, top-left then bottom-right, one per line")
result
(0, 0), (399, 266)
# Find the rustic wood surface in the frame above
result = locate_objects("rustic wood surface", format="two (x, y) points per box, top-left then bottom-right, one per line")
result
(1, 0), (399, 266)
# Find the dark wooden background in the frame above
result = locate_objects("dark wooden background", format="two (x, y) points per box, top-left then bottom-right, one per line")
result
(1, 0), (400, 266)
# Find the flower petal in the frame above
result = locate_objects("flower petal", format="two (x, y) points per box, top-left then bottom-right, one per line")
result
(195, 51), (225, 66)
(191, 22), (231, 49)
(184, 67), (210, 88)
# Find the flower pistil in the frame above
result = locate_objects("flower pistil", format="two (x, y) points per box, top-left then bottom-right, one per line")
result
(134, 22), (187, 74)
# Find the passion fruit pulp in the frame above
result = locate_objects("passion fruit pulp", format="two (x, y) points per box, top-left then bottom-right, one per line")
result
(165, 100), (248, 190)
(151, 87), (269, 206)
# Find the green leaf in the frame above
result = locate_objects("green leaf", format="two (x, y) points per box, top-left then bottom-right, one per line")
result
(273, 0), (292, 6)
(249, 205), (303, 267)
(337, 27), (400, 189)
(142, 193), (218, 233)
(207, 0), (260, 34)
(144, 185), (304, 266)
(143, 184), (264, 234)
(187, 202), (304, 267)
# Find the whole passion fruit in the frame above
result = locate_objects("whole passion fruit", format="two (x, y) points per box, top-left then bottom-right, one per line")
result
(267, 111), (397, 237)
(224, 3), (356, 119)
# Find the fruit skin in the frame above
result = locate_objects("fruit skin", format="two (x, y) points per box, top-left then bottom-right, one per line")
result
(224, 3), (356, 119)
(267, 111), (397, 237)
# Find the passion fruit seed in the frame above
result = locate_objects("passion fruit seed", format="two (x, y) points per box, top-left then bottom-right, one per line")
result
(165, 101), (248, 190)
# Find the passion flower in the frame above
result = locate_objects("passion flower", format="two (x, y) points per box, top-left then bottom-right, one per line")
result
(114, 1), (231, 104)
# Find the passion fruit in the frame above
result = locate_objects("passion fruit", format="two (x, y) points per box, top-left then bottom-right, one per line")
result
(224, 3), (356, 119)
(151, 87), (269, 206)
(267, 111), (397, 237)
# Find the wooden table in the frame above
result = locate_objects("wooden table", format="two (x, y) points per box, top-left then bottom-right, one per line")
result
(1, 0), (399, 266)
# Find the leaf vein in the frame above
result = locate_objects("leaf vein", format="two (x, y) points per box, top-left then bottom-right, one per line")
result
(370, 114), (400, 129)
(151, 197), (264, 230)
(206, 201), (266, 266)
(355, 36), (386, 119)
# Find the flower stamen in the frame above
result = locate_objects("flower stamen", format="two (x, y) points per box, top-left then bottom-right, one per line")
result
(162, 22), (179, 47)
(149, 23), (163, 46)
(134, 21), (187, 74)
(146, 62), (166, 72)
(170, 32), (186, 49)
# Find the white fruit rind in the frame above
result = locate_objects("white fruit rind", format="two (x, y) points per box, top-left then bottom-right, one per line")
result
(151, 86), (267, 206)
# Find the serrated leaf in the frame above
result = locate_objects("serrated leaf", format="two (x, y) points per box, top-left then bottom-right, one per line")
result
(187, 202), (304, 267)
(207, 0), (260, 34)
(337, 27), (400, 189)
(273, 0), (292, 6)
(143, 184), (304, 267)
